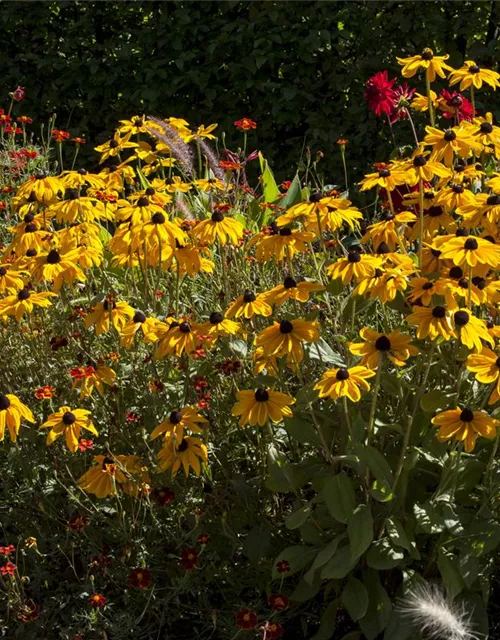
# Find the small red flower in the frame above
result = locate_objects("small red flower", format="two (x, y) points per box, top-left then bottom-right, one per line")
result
(17, 601), (40, 622)
(78, 439), (94, 452)
(220, 160), (243, 170)
(11, 86), (25, 102)
(236, 609), (258, 629)
(364, 70), (397, 117)
(197, 533), (210, 546)
(216, 359), (242, 375)
(72, 137), (87, 144)
(262, 622), (284, 639)
(389, 83), (416, 124)
(180, 547), (199, 570)
(17, 116), (33, 125)
(1, 562), (17, 576)
(152, 487), (176, 506)
(0, 544), (15, 556)
(234, 118), (257, 131)
(0, 114), (13, 126)
(52, 129), (70, 142)
(129, 567), (152, 589)
(34, 385), (56, 400)
(275, 559), (291, 574)
(440, 89), (473, 122)
(280, 180), (292, 192)
(88, 594), (106, 608)
(68, 514), (89, 532)
(50, 336), (68, 351)
(126, 411), (141, 422)
(268, 593), (289, 611)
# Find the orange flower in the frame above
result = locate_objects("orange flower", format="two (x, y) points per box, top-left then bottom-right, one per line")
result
(34, 385), (56, 399)
(234, 118), (257, 131)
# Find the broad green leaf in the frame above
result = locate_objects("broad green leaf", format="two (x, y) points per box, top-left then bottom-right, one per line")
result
(348, 504), (373, 560)
(290, 576), (322, 602)
(366, 538), (404, 570)
(382, 611), (415, 640)
(259, 152), (281, 203)
(271, 545), (317, 579)
(266, 446), (308, 492)
(286, 504), (312, 530)
(414, 502), (445, 534)
(359, 569), (392, 640)
(356, 445), (394, 502)
(341, 576), (369, 621)
(284, 416), (323, 446)
(386, 517), (412, 551)
(310, 600), (338, 640)
(279, 173), (302, 210)
(228, 339), (248, 358)
(304, 534), (347, 584)
(438, 549), (465, 598)
(321, 542), (356, 579)
(242, 524), (271, 564)
(322, 472), (356, 524)
(420, 389), (450, 412)
(306, 339), (345, 367)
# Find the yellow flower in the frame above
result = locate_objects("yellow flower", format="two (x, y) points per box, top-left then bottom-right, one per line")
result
(78, 454), (137, 498)
(403, 150), (452, 185)
(120, 312), (161, 349)
(71, 362), (117, 398)
(0, 394), (35, 442)
(118, 115), (149, 135)
(199, 312), (241, 340)
(192, 211), (243, 246)
(157, 434), (208, 477)
(314, 366), (376, 402)
(424, 126), (481, 167)
(439, 235), (500, 268)
(349, 328), (418, 368)
(0, 288), (57, 322)
(153, 320), (202, 359)
(449, 60), (500, 91)
(406, 305), (454, 342)
(255, 319), (319, 364)
(184, 123), (218, 142)
(225, 291), (272, 319)
(262, 277), (324, 306)
(150, 407), (208, 440)
(193, 178), (227, 192)
(410, 90), (439, 112)
(0, 264), (26, 294)
(467, 348), (500, 404)
(359, 165), (411, 192)
(434, 184), (477, 212)
(432, 407), (498, 452)
(326, 250), (381, 285)
(40, 406), (97, 453)
(94, 131), (138, 164)
(452, 308), (493, 353)
(16, 174), (65, 204)
(361, 211), (416, 252)
(252, 228), (315, 262)
(31, 248), (86, 292)
(396, 48), (453, 82)
(407, 277), (448, 306)
(84, 298), (134, 335)
(231, 389), (295, 427)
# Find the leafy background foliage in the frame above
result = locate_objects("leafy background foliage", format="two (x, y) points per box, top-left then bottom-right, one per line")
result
(1, 0), (499, 178)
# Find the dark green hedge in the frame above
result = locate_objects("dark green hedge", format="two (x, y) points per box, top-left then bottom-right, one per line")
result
(1, 0), (499, 180)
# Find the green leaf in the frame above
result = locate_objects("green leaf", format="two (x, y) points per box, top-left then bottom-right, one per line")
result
(228, 339), (248, 358)
(322, 472), (356, 524)
(348, 504), (373, 560)
(284, 416), (323, 446)
(386, 517), (412, 551)
(438, 549), (465, 598)
(310, 600), (338, 640)
(242, 524), (271, 564)
(306, 339), (345, 367)
(366, 538), (405, 570)
(266, 445), (308, 492)
(279, 173), (302, 210)
(356, 445), (394, 502)
(290, 576), (322, 602)
(304, 534), (347, 584)
(272, 545), (317, 579)
(414, 502), (445, 534)
(420, 389), (450, 413)
(382, 611), (416, 640)
(259, 152), (281, 203)
(321, 542), (356, 579)
(359, 569), (393, 640)
(286, 504), (312, 530)
(341, 576), (369, 621)
(136, 166), (151, 190)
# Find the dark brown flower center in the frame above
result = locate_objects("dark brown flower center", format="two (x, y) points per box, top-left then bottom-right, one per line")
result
(25, 223), (37, 233)
(209, 311), (223, 324)
(454, 310), (469, 326)
(457, 278), (469, 289)
(177, 439), (189, 452)
(464, 238), (478, 250)
(18, 289), (30, 301)
(428, 206), (443, 218)
(432, 305), (446, 318)
(469, 65), (480, 74)
(283, 276), (297, 289)
(378, 169), (391, 178)
(421, 49), (434, 60)
(481, 122), (493, 134)
(452, 184), (464, 194)
(279, 320), (294, 334)
(413, 155), (427, 167)
(169, 411), (183, 424)
(336, 368), (350, 380)
(243, 290), (256, 303)
(211, 211), (224, 222)
(0, 267), (7, 277)
(46, 249), (61, 264)
(137, 196), (149, 207)
(133, 311), (146, 323)
(254, 388), (269, 402)
(309, 192), (323, 203)
(151, 212), (165, 224)
(347, 250), (361, 263)
(422, 282), (434, 290)
(375, 335), (391, 351)
(449, 266), (463, 279)
(472, 276), (486, 290)
(487, 195), (500, 206)
(109, 139), (119, 148)
(103, 300), (116, 311)
(279, 227), (292, 236)
(179, 322), (191, 333)
(444, 130), (456, 141)
(62, 411), (76, 425)
(0, 395), (10, 411)
(460, 408), (474, 422)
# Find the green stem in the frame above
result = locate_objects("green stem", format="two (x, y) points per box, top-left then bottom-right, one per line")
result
(426, 75), (435, 126)
(366, 361), (383, 446)
(418, 178), (425, 268)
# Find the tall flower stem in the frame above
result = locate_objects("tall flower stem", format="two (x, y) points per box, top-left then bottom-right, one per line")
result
(470, 85), (476, 118)
(468, 264), (473, 309)
(418, 178), (425, 267)
(426, 75), (435, 126)
(366, 361), (383, 446)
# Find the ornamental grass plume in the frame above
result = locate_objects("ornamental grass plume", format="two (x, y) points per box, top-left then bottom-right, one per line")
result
(398, 584), (480, 640)
(146, 116), (194, 176)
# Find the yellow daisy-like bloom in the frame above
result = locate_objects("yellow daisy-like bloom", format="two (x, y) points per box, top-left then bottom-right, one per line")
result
(407, 277), (448, 306)
(150, 406), (208, 441)
(0, 393), (35, 442)
(367, 266), (413, 302)
(40, 406), (97, 453)
(0, 287), (57, 322)
(262, 277), (324, 306)
(359, 165), (411, 192)
(99, 160), (136, 190)
(253, 227), (315, 262)
(49, 195), (111, 225)
(423, 126), (481, 167)
(443, 270), (488, 309)
(7, 217), (52, 255)
(31, 248), (86, 292)
(406, 305), (454, 342)
(302, 199), (363, 234)
(71, 362), (117, 398)
(231, 388), (295, 427)
(255, 318), (319, 364)
(120, 312), (161, 349)
(135, 211), (186, 257)
(314, 366), (376, 402)
(118, 115), (149, 135)
(163, 176), (191, 193)
(168, 243), (214, 275)
(185, 123), (218, 142)
(276, 193), (337, 225)
(193, 177), (227, 192)
(433, 183), (477, 212)
(452, 309), (493, 353)
(225, 291), (272, 319)
(410, 90), (439, 112)
(362, 211), (416, 252)
(448, 60), (500, 91)
(154, 320), (202, 359)
(16, 173), (65, 204)
(199, 312), (241, 340)
(349, 328), (419, 368)
(78, 454), (136, 498)
(59, 169), (106, 190)
(397, 48), (452, 82)
(467, 348), (500, 404)
(192, 211), (243, 246)
(0, 264), (26, 294)
(115, 195), (167, 226)
(432, 407), (498, 453)
(94, 131), (138, 164)
(84, 299), (134, 335)
(439, 235), (500, 268)
(404, 151), (452, 185)
(157, 434), (208, 477)
(326, 250), (381, 285)
(457, 193), (500, 228)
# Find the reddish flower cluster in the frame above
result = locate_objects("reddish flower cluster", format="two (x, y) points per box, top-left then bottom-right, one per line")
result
(1, 561), (17, 576)
(216, 359), (242, 375)
(52, 129), (71, 142)
(220, 160), (243, 171)
(17, 601), (40, 623)
(0, 544), (15, 556)
(125, 411), (141, 422)
(70, 365), (96, 379)
(34, 385), (56, 399)
(234, 118), (257, 131)
(68, 514), (89, 531)
(78, 438), (94, 452)
(236, 609), (258, 629)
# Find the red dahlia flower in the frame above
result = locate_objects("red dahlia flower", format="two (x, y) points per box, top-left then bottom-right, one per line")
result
(439, 89), (473, 122)
(364, 71), (397, 117)
(268, 593), (290, 611)
(389, 83), (416, 124)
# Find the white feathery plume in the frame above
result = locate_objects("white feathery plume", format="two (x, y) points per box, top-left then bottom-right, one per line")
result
(398, 584), (481, 640)
(146, 117), (194, 176)
(197, 138), (225, 181)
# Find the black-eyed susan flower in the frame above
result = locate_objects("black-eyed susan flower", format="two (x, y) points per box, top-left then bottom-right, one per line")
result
(0, 287), (57, 322)
(449, 61), (500, 91)
(0, 264), (26, 294)
(404, 150), (452, 185)
(199, 312), (241, 340)
(406, 305), (454, 341)
(457, 193), (500, 228)
(255, 318), (319, 364)
(0, 394), (35, 442)
(185, 123), (218, 142)
(314, 366), (376, 402)
(407, 277), (447, 306)
(359, 164), (411, 192)
(40, 406), (97, 453)
(349, 328), (418, 368)
(153, 320), (202, 359)
(326, 250), (381, 285)
(157, 434), (208, 477)
(225, 291), (272, 319)
(467, 348), (500, 404)
(84, 298), (134, 335)
(275, 193), (333, 225)
(439, 235), (500, 268)
(432, 407), (498, 452)
(253, 227), (315, 262)
(169, 242), (214, 275)
(94, 131), (138, 164)
(16, 173), (65, 204)
(362, 211), (416, 252)
(78, 454), (136, 498)
(150, 406), (208, 440)
(136, 211), (186, 256)
(120, 312), (161, 349)
(231, 388), (295, 427)
(451, 309), (493, 352)
(118, 115), (149, 135)
(411, 89), (439, 112)
(424, 126), (481, 167)
(59, 168), (105, 190)
(397, 48), (452, 82)
(434, 183), (477, 212)
(299, 198), (363, 234)
(193, 177), (227, 192)
(192, 211), (243, 246)
(31, 248), (86, 292)
(262, 277), (324, 306)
